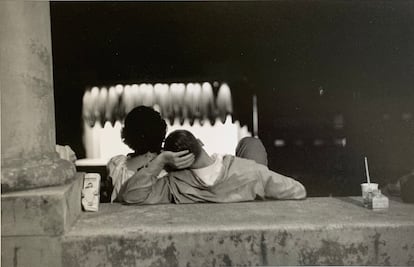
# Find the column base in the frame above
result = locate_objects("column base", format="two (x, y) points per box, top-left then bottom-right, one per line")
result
(1, 152), (76, 192)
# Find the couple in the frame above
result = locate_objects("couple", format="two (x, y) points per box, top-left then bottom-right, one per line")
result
(108, 106), (306, 204)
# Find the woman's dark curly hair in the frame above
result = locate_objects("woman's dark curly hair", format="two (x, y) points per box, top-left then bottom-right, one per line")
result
(121, 106), (167, 155)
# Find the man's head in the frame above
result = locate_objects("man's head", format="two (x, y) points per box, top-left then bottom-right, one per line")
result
(164, 130), (203, 159)
(121, 106), (167, 155)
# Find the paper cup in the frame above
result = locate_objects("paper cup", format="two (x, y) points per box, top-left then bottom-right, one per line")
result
(361, 183), (378, 207)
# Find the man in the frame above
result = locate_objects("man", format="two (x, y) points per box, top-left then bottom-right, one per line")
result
(161, 130), (306, 204)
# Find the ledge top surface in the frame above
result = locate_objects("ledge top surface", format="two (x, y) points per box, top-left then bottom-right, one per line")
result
(66, 197), (414, 236)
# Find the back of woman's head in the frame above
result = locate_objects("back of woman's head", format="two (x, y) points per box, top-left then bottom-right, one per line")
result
(121, 106), (167, 155)
(164, 130), (202, 158)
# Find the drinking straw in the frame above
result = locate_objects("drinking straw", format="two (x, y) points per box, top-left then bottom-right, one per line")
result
(252, 95), (258, 138)
(364, 156), (371, 184)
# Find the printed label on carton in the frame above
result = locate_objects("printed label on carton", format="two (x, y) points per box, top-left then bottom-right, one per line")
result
(82, 173), (100, 212)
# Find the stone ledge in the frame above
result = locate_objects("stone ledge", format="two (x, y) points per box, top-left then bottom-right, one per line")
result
(63, 197), (414, 266)
(1, 172), (83, 236)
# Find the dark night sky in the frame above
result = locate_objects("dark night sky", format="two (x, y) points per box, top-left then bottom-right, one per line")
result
(51, 1), (414, 196)
(51, 1), (414, 87)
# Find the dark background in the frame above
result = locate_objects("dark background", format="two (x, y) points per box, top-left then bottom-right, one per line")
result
(51, 1), (414, 196)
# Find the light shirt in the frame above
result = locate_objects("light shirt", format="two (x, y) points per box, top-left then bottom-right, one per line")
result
(108, 155), (168, 202)
(192, 154), (224, 186)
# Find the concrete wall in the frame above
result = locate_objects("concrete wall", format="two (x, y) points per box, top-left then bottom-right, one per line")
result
(62, 198), (414, 266)
(1, 173), (83, 267)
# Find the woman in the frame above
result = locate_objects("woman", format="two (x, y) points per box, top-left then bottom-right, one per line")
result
(107, 106), (194, 202)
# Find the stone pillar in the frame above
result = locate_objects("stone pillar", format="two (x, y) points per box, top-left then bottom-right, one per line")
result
(1, 3), (82, 266)
(0, 1), (76, 192)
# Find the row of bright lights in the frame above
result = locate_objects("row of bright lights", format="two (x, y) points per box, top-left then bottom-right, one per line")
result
(82, 82), (233, 126)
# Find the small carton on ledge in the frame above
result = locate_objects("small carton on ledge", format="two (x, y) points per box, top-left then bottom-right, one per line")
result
(82, 173), (101, 212)
(371, 189), (389, 211)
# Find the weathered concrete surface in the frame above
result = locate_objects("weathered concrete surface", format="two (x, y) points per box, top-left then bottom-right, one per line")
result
(2, 236), (63, 267)
(1, 173), (83, 267)
(0, 1), (55, 158)
(0, 1), (76, 192)
(63, 197), (414, 266)
(2, 173), (83, 236)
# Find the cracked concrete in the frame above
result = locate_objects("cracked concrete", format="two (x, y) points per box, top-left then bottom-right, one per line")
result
(63, 197), (414, 266)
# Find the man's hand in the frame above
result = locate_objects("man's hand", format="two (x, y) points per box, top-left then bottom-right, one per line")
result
(160, 150), (195, 169)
